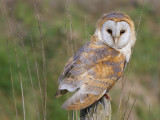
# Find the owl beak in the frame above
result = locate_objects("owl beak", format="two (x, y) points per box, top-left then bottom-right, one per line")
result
(114, 37), (118, 46)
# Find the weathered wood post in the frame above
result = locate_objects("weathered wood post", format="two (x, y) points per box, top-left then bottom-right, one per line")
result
(80, 96), (111, 120)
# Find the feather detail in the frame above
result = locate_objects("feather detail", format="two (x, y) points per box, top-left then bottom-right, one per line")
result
(55, 89), (68, 98)
(56, 39), (126, 110)
(62, 90), (106, 110)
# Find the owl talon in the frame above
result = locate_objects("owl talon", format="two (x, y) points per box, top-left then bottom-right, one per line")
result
(104, 93), (112, 101)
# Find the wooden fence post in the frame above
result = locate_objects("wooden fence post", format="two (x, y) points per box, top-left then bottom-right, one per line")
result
(80, 96), (111, 120)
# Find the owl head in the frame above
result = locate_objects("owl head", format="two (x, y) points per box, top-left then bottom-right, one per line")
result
(94, 12), (136, 50)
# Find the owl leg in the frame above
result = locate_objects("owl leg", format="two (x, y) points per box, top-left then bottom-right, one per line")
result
(104, 93), (112, 101)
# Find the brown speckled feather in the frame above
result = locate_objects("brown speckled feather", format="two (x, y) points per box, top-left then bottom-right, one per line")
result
(55, 37), (126, 110)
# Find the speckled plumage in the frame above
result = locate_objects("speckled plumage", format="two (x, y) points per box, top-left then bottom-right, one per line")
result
(55, 37), (126, 110)
(55, 12), (136, 110)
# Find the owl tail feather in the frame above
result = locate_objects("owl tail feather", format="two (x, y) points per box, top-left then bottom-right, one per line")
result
(62, 90), (105, 110)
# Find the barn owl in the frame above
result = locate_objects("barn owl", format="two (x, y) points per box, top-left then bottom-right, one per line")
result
(55, 12), (136, 110)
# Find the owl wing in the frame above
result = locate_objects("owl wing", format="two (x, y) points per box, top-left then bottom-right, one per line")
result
(56, 41), (126, 110)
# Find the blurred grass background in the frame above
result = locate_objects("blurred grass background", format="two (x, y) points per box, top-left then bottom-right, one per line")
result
(0, 0), (160, 120)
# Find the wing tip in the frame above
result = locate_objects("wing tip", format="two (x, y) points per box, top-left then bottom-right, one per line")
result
(54, 90), (62, 98)
(61, 103), (80, 110)
(55, 89), (68, 98)
(61, 103), (68, 110)
(61, 93), (81, 110)
(62, 101), (76, 110)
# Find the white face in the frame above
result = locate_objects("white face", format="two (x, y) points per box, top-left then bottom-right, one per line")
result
(101, 20), (131, 49)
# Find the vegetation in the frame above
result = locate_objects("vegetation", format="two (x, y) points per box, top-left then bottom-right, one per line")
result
(0, 0), (160, 119)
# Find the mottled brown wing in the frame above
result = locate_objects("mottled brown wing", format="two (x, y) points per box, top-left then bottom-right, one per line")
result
(56, 41), (126, 110)
(55, 57), (74, 97)
(62, 89), (106, 110)
(58, 56), (74, 84)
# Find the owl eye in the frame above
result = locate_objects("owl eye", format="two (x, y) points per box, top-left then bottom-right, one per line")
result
(120, 30), (126, 34)
(107, 29), (112, 34)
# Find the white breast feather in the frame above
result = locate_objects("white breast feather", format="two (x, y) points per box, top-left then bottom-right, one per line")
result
(117, 43), (131, 62)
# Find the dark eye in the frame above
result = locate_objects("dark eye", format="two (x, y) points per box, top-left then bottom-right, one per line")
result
(107, 29), (112, 34)
(120, 30), (126, 34)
